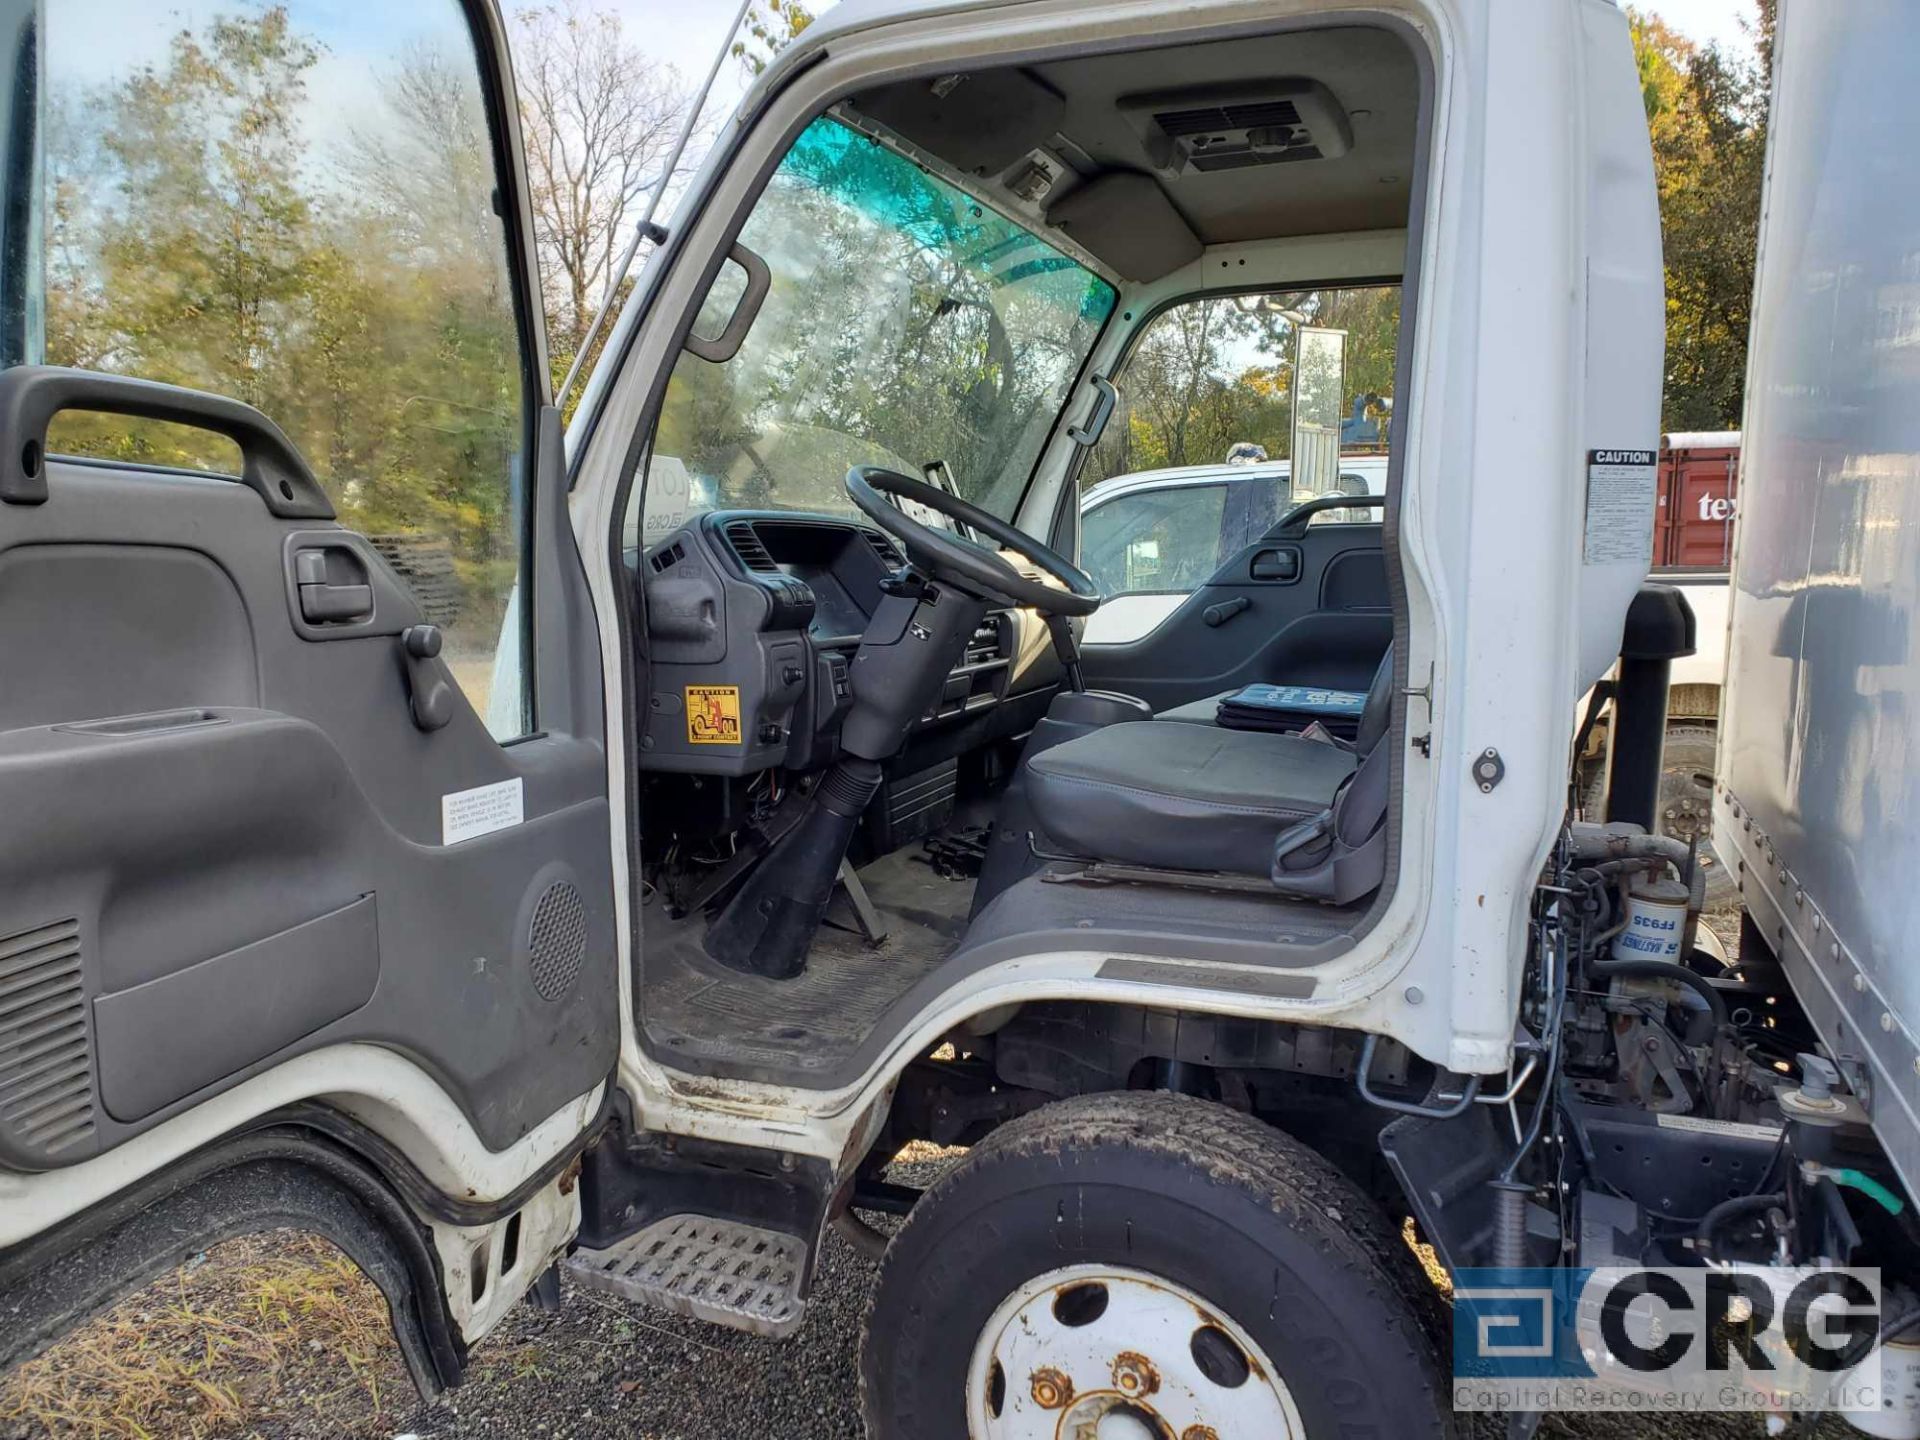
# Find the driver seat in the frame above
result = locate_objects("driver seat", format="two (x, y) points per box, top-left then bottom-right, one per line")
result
(1024, 652), (1395, 903)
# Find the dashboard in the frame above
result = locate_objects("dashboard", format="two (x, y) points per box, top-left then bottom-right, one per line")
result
(630, 510), (1056, 779)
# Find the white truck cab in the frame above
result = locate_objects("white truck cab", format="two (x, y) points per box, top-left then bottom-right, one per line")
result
(2, 1), (1785, 1435)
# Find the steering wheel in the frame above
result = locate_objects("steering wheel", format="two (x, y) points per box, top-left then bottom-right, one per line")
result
(844, 465), (1101, 617)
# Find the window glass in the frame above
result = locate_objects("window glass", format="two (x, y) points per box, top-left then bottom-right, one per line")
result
(1081, 484), (1230, 597)
(629, 115), (1116, 548)
(1080, 285), (1400, 529)
(32, 3), (533, 737)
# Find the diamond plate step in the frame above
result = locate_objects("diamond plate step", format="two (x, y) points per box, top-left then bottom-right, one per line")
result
(562, 1215), (807, 1337)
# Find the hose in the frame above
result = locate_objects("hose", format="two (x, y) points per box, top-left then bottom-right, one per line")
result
(1695, 1190), (1787, 1244)
(1490, 1181), (1531, 1269)
(1568, 827), (1709, 915)
(1587, 956), (1730, 1026)
(1881, 1308), (1920, 1349)
(1820, 1166), (1908, 1217)
(1568, 827), (1694, 869)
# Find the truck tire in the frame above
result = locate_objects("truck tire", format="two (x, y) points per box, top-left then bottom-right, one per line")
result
(858, 1090), (1451, 1439)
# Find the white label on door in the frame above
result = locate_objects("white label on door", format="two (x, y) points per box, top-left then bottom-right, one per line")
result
(441, 777), (524, 846)
(1583, 448), (1658, 565)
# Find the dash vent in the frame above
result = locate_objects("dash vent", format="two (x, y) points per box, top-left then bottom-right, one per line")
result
(864, 530), (905, 568)
(723, 521), (779, 573)
(648, 540), (687, 574)
(0, 917), (96, 1162)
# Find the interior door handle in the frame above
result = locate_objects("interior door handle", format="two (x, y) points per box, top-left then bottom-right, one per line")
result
(1249, 547), (1302, 583)
(293, 547), (374, 623)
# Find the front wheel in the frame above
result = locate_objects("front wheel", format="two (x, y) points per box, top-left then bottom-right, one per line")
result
(858, 1091), (1451, 1439)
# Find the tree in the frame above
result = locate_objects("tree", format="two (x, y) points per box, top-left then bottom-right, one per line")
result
(1081, 286), (1400, 486)
(1630, 3), (1774, 431)
(513, 1), (697, 377)
(733, 1), (814, 78)
(49, 7), (534, 633)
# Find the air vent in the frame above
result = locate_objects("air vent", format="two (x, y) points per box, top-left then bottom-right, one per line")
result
(0, 917), (96, 1162)
(648, 540), (687, 574)
(1156, 97), (1305, 137)
(1122, 81), (1351, 176)
(964, 615), (1007, 666)
(864, 530), (905, 568)
(723, 521), (778, 573)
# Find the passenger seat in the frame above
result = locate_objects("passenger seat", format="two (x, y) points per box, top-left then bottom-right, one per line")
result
(1023, 649), (1397, 904)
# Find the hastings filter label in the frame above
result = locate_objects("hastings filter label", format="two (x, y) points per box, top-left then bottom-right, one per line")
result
(686, 685), (742, 745)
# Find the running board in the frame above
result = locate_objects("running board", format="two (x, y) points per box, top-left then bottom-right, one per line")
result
(562, 1215), (807, 1338)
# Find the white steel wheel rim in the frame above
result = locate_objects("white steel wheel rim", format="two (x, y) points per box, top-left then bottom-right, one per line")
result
(964, 1262), (1305, 1440)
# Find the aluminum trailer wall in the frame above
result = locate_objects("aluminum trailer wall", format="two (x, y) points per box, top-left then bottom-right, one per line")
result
(1714, 0), (1920, 1199)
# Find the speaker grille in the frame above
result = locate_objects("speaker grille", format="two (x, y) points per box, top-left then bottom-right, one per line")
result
(528, 884), (588, 1002)
(0, 917), (96, 1160)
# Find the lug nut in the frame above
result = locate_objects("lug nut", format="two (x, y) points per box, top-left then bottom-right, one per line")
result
(1112, 1351), (1160, 1397)
(1030, 1367), (1073, 1409)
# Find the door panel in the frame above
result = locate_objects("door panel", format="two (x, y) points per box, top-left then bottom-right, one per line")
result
(1080, 522), (1391, 711)
(0, 446), (614, 1174)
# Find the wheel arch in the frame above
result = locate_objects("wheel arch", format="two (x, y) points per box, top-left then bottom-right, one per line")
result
(0, 1120), (468, 1398)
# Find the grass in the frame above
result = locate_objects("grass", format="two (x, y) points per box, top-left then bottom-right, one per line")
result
(0, 1230), (410, 1440)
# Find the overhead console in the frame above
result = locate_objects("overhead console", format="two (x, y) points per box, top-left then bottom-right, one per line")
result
(635, 511), (1014, 778)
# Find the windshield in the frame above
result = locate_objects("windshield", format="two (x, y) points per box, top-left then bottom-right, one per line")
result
(635, 116), (1116, 545)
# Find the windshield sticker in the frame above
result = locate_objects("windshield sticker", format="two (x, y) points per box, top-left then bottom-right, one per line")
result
(686, 686), (743, 745)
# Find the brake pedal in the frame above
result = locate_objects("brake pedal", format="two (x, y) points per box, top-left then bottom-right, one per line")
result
(562, 1215), (807, 1337)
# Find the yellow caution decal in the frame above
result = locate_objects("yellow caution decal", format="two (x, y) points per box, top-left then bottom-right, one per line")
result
(686, 685), (743, 745)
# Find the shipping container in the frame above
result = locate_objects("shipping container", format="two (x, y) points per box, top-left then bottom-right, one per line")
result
(1654, 430), (1739, 571)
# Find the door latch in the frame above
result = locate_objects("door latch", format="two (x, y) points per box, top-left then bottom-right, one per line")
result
(293, 547), (373, 624)
(1249, 547), (1301, 583)
(1472, 747), (1506, 793)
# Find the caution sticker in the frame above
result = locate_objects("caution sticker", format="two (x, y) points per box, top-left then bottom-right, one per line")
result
(685, 685), (742, 745)
(1583, 448), (1658, 565)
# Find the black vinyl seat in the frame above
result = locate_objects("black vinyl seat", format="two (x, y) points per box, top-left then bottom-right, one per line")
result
(1024, 652), (1395, 883)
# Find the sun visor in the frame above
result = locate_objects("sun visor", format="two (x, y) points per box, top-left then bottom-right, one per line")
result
(1046, 172), (1203, 283)
(851, 69), (1066, 177)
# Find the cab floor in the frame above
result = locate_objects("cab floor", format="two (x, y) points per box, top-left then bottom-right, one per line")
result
(638, 845), (974, 1080)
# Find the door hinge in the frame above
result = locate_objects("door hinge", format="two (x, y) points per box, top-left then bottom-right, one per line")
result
(1401, 660), (1435, 721)
(1412, 733), (1431, 757)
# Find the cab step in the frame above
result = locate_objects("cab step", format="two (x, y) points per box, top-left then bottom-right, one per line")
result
(561, 1215), (807, 1338)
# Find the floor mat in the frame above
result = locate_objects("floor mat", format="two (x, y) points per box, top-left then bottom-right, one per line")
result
(639, 847), (974, 1079)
